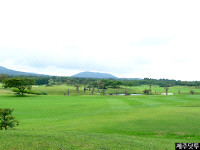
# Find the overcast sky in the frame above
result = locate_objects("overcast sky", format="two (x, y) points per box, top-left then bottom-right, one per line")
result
(0, 0), (200, 81)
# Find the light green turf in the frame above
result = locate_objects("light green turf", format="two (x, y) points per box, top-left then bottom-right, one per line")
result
(0, 95), (200, 149)
(32, 84), (200, 95)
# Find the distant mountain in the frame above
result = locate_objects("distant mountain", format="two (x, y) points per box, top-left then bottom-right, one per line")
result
(0, 66), (141, 80)
(71, 71), (117, 79)
(0, 66), (46, 76)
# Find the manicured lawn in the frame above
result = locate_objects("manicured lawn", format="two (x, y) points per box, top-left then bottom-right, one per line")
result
(0, 95), (200, 149)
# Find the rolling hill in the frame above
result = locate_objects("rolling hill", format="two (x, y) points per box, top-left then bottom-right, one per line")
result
(71, 71), (118, 79)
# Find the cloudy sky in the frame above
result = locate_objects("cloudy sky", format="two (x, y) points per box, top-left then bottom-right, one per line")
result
(0, 0), (200, 81)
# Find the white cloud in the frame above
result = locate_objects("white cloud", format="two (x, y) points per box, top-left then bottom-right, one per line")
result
(0, 0), (200, 80)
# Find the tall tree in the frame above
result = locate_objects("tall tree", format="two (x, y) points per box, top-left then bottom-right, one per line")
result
(149, 84), (152, 91)
(97, 81), (100, 92)
(0, 74), (8, 88)
(74, 84), (80, 93)
(125, 89), (127, 96)
(101, 82), (105, 92)
(3, 78), (35, 95)
(165, 86), (169, 95)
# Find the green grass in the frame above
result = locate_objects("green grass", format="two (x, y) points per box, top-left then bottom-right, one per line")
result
(0, 94), (200, 149)
(1, 82), (200, 95)
(30, 84), (200, 95)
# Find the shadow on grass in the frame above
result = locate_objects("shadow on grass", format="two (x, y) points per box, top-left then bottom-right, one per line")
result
(2, 94), (40, 98)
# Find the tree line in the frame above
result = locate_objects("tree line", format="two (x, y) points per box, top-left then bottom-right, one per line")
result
(2, 74), (200, 88)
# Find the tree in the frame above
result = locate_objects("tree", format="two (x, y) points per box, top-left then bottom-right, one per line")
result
(125, 89), (127, 95)
(97, 81), (101, 92)
(3, 78), (35, 95)
(149, 84), (152, 91)
(165, 86), (169, 95)
(66, 80), (72, 86)
(102, 89), (105, 95)
(101, 82), (105, 91)
(67, 89), (69, 95)
(190, 90), (194, 95)
(0, 108), (19, 130)
(74, 84), (80, 93)
(91, 88), (94, 95)
(143, 89), (151, 95)
(0, 74), (8, 88)
(48, 79), (54, 86)
(82, 80), (88, 85)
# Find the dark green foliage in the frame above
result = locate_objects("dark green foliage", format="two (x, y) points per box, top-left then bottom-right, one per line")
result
(0, 108), (19, 130)
(0, 74), (8, 88)
(143, 89), (151, 95)
(5, 74), (200, 88)
(102, 89), (105, 95)
(190, 90), (194, 95)
(125, 90), (127, 95)
(165, 86), (169, 95)
(74, 84), (80, 93)
(0, 73), (8, 82)
(3, 78), (36, 95)
(48, 79), (54, 86)
(12, 88), (41, 95)
(41, 92), (48, 95)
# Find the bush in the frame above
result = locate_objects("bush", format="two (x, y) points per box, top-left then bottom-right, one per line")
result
(27, 91), (41, 95)
(190, 90), (194, 95)
(41, 92), (48, 95)
(143, 89), (151, 95)
(0, 108), (19, 130)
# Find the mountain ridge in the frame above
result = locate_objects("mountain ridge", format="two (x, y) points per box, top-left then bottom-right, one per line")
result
(0, 66), (142, 80)
(0, 66), (46, 76)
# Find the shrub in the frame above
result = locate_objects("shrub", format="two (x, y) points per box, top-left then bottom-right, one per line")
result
(143, 89), (151, 95)
(27, 91), (41, 95)
(0, 108), (19, 130)
(190, 90), (194, 95)
(42, 92), (48, 95)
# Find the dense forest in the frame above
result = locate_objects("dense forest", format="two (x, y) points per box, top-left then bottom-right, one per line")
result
(5, 75), (200, 88)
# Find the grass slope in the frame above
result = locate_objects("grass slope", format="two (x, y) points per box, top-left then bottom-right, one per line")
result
(0, 95), (200, 149)
(30, 85), (200, 95)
